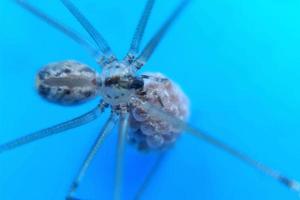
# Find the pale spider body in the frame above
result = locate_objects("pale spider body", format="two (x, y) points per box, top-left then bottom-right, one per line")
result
(100, 61), (137, 108)
(37, 59), (189, 150)
(36, 60), (101, 104)
(1, 0), (300, 200)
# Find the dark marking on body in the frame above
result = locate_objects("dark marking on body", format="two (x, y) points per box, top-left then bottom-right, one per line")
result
(63, 68), (72, 74)
(126, 54), (135, 64)
(92, 78), (97, 85)
(141, 74), (168, 83)
(64, 89), (71, 95)
(130, 77), (144, 90)
(83, 91), (93, 98)
(38, 85), (51, 96)
(105, 76), (120, 87)
(55, 71), (63, 77)
(92, 78), (102, 87)
(157, 96), (164, 108)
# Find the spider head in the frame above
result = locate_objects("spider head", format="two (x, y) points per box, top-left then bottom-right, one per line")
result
(99, 61), (144, 107)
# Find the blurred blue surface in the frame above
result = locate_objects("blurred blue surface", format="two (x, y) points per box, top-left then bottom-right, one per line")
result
(1, 0), (300, 199)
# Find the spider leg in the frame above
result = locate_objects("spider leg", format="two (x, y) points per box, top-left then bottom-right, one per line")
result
(66, 113), (118, 200)
(0, 104), (105, 154)
(124, 0), (155, 63)
(113, 112), (129, 200)
(60, 0), (117, 66)
(15, 0), (100, 59)
(134, 152), (167, 200)
(132, 0), (190, 70)
(133, 97), (300, 195)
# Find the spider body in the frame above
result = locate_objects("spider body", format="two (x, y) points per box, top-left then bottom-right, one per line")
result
(2, 0), (299, 199)
(99, 61), (139, 109)
(37, 58), (190, 150)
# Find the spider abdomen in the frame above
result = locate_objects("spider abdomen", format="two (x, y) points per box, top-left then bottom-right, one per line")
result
(36, 60), (101, 105)
(129, 72), (190, 150)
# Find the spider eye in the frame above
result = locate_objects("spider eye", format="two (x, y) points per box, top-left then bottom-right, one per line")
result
(36, 60), (99, 105)
(130, 77), (144, 90)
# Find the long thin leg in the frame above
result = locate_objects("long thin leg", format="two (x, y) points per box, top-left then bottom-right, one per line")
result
(133, 97), (300, 195)
(113, 112), (129, 200)
(125, 0), (155, 63)
(134, 152), (166, 200)
(0, 104), (105, 154)
(66, 113), (118, 200)
(60, 0), (117, 66)
(15, 0), (100, 59)
(132, 0), (190, 70)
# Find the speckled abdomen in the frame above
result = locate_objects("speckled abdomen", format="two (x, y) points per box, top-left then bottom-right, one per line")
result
(36, 60), (101, 105)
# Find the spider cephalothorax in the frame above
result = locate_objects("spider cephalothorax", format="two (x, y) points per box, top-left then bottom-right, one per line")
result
(99, 61), (143, 108)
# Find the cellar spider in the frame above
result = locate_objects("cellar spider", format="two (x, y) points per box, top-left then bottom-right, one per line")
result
(0, 0), (300, 199)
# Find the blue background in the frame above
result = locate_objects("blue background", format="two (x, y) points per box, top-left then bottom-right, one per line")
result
(1, 0), (300, 199)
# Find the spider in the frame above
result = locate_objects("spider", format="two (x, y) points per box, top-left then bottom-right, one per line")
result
(0, 0), (299, 199)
